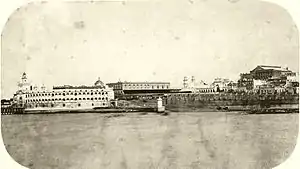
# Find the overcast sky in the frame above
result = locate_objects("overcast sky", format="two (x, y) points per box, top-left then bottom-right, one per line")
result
(1, 0), (299, 98)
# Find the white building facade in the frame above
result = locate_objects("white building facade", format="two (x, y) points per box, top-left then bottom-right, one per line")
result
(14, 73), (114, 110)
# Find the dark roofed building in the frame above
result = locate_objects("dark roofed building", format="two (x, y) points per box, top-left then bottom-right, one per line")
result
(250, 65), (292, 80)
(107, 81), (171, 97)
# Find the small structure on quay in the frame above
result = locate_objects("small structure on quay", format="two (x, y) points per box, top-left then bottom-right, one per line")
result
(157, 97), (165, 113)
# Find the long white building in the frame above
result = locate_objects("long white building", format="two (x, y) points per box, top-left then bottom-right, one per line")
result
(13, 73), (114, 110)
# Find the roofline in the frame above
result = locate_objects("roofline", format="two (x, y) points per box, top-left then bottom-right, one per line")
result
(107, 82), (170, 84)
(53, 86), (107, 90)
(258, 65), (282, 68)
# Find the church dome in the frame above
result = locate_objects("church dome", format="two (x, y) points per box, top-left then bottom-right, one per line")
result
(94, 77), (105, 87)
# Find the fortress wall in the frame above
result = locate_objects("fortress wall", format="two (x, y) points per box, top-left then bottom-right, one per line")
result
(165, 93), (299, 109)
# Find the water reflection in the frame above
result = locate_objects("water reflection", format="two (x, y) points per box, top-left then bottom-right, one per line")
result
(1, 112), (298, 169)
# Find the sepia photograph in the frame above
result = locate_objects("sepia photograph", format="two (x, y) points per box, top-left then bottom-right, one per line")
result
(1, 0), (299, 168)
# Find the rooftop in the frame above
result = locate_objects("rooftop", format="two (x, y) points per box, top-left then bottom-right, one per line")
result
(107, 81), (170, 85)
(53, 85), (106, 90)
(255, 65), (291, 72)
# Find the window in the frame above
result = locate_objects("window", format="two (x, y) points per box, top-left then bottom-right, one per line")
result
(92, 103), (94, 106)
(95, 98), (97, 100)
(75, 98), (77, 101)
(67, 98), (69, 100)
(63, 93), (65, 96)
(83, 98), (86, 100)
(78, 104), (81, 107)
(87, 98), (90, 100)
(51, 104), (54, 107)
(63, 98), (65, 101)
(71, 98), (73, 100)
(75, 93), (77, 96)
(91, 92), (93, 95)
(91, 98), (93, 100)
(63, 104), (65, 107)
(87, 92), (90, 95)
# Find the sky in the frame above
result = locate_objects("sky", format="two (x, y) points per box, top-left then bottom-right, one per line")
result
(1, 0), (299, 99)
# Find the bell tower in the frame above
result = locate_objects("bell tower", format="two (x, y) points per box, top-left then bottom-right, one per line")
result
(18, 72), (31, 92)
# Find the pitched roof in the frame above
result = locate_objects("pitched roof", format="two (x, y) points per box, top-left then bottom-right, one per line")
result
(253, 65), (291, 72)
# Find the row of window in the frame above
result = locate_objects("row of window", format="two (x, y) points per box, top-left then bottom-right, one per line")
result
(124, 84), (169, 87)
(123, 85), (169, 89)
(111, 84), (170, 89)
(26, 92), (109, 98)
(199, 89), (215, 93)
(26, 97), (109, 102)
(28, 103), (107, 108)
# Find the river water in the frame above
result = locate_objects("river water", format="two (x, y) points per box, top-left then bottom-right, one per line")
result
(1, 112), (298, 169)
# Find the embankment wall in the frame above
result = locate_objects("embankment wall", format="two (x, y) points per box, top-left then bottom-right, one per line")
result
(165, 93), (299, 111)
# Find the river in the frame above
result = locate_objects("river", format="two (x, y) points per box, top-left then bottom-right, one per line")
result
(1, 112), (298, 169)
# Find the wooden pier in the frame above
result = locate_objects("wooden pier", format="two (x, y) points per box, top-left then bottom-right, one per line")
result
(1, 107), (25, 115)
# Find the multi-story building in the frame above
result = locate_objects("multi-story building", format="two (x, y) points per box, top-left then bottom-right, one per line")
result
(13, 73), (114, 110)
(250, 65), (292, 80)
(211, 78), (233, 92)
(107, 81), (171, 96)
(238, 73), (254, 91)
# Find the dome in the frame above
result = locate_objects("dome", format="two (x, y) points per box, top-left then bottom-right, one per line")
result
(94, 77), (105, 87)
